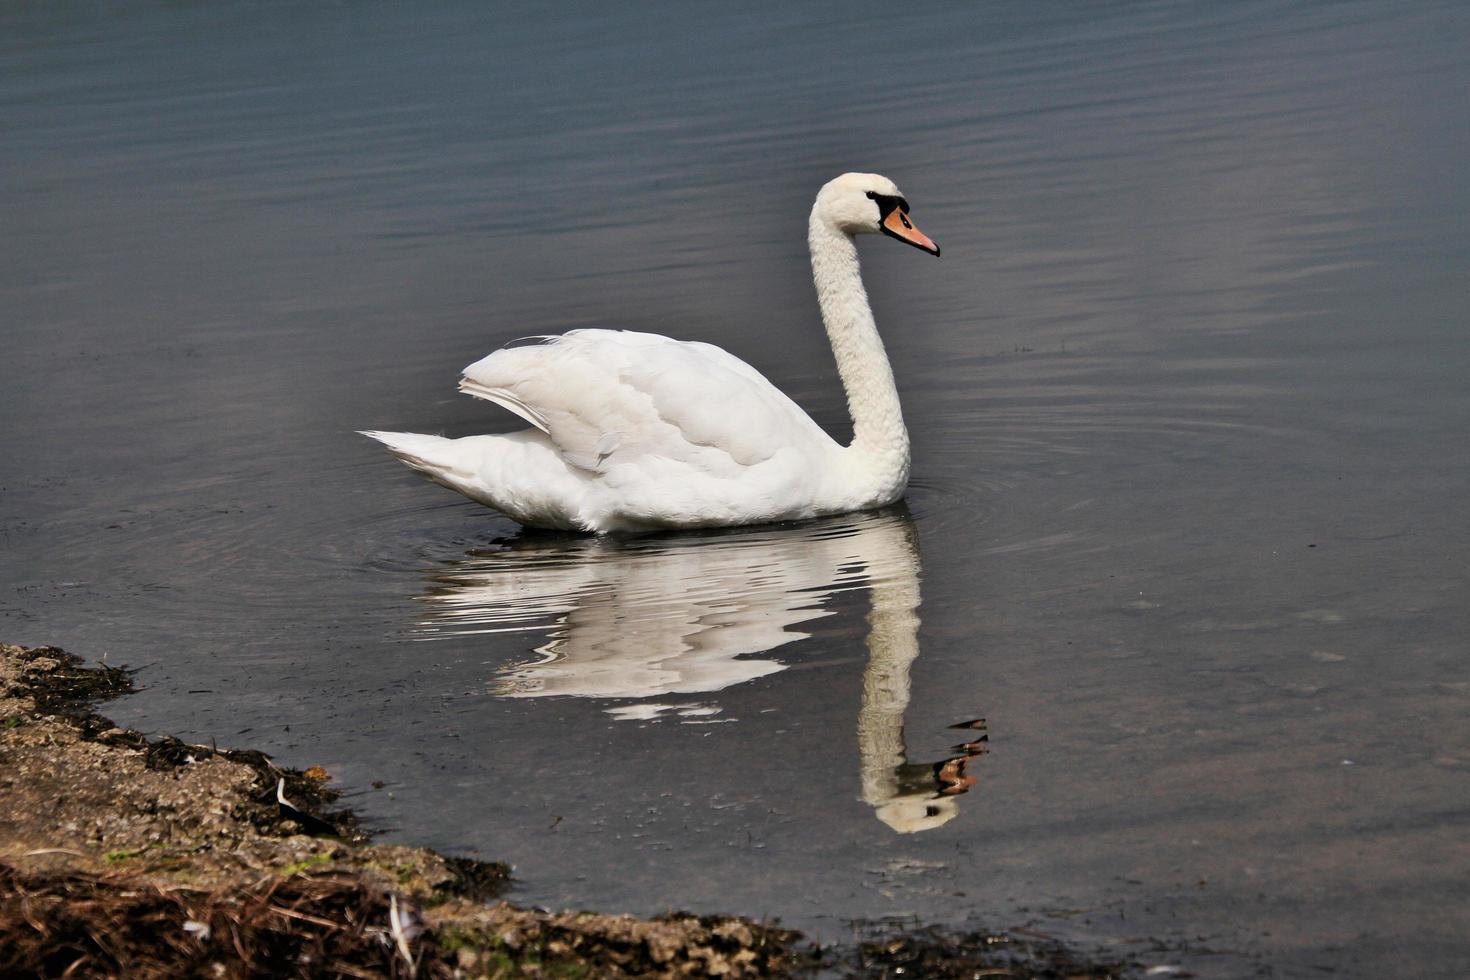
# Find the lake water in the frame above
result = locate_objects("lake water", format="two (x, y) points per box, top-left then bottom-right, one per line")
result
(4, 2), (1468, 976)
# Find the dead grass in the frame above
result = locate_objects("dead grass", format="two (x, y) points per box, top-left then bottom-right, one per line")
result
(0, 863), (804, 979)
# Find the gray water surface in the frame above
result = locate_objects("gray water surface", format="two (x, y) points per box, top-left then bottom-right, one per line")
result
(4, 3), (1469, 977)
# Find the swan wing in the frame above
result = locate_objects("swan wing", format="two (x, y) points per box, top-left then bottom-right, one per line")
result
(459, 330), (835, 475)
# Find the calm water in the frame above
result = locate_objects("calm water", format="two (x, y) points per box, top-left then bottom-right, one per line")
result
(4, 2), (1469, 976)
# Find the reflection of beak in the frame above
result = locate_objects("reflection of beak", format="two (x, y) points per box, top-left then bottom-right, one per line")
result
(935, 757), (977, 795)
(882, 209), (940, 256)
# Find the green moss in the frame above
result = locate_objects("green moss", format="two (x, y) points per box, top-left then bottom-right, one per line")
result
(103, 844), (155, 863)
(435, 925), (494, 954)
(277, 852), (333, 876)
(476, 947), (524, 979)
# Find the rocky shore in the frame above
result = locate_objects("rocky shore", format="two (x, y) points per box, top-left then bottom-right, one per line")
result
(0, 643), (1137, 978)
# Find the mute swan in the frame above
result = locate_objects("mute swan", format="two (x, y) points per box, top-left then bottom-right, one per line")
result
(363, 172), (939, 532)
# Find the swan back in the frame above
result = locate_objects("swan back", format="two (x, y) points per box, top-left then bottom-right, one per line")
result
(461, 330), (836, 475)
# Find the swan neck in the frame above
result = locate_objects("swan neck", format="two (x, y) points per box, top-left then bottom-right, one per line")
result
(808, 213), (910, 496)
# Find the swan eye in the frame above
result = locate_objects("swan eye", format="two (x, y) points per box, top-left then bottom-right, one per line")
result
(864, 191), (907, 218)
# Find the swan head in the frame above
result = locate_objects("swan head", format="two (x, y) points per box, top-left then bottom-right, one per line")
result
(813, 172), (940, 256)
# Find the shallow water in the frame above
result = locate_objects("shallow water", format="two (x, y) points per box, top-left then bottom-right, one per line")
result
(4, 2), (1469, 975)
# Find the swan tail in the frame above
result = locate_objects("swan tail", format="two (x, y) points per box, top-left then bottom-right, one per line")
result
(359, 430), (477, 483)
(360, 429), (589, 530)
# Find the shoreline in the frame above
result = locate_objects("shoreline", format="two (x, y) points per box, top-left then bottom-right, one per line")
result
(1, 643), (1143, 977)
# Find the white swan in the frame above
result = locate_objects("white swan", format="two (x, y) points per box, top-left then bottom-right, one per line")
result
(362, 172), (939, 532)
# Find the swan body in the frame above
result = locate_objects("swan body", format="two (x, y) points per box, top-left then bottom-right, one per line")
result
(364, 172), (939, 532)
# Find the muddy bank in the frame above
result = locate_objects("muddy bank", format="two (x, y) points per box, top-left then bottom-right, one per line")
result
(1, 643), (1142, 978)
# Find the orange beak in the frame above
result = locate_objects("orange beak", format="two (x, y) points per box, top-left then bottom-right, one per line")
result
(882, 208), (940, 256)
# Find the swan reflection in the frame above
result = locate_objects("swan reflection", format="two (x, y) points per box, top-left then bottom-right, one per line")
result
(416, 510), (984, 831)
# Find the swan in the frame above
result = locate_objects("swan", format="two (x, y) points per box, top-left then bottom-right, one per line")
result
(362, 172), (939, 532)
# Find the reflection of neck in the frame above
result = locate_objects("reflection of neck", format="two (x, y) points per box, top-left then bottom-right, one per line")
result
(856, 524), (923, 812)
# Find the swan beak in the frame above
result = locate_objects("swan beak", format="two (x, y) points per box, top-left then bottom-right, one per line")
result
(881, 209), (941, 256)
